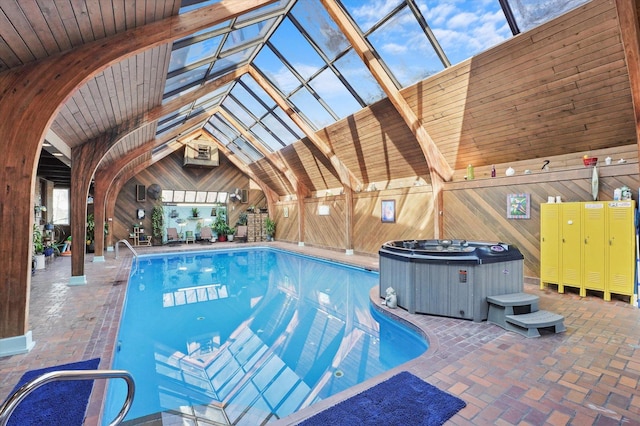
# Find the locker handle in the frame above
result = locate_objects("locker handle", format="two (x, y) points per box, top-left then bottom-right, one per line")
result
(584, 238), (587, 244)
(562, 238), (565, 243)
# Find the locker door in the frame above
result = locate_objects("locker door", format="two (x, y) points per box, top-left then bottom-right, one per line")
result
(583, 202), (606, 293)
(540, 203), (560, 288)
(560, 203), (582, 294)
(607, 201), (636, 301)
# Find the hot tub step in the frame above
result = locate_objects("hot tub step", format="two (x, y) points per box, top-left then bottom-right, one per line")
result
(505, 310), (566, 338)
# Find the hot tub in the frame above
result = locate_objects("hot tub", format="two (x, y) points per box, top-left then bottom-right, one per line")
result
(379, 239), (524, 322)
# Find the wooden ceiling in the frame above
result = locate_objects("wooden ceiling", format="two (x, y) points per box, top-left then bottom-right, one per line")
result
(1, 0), (639, 194)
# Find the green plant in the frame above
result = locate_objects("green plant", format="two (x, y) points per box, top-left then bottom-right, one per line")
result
(212, 215), (228, 236)
(264, 217), (276, 237)
(151, 205), (164, 239)
(33, 224), (44, 254)
(237, 211), (248, 226)
(191, 207), (200, 217)
(86, 213), (95, 242)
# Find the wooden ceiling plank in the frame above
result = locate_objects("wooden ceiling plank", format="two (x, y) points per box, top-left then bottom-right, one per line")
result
(0, 4), (37, 63)
(70, 0), (96, 43)
(85, 0), (106, 39)
(54, 0), (83, 47)
(98, 0), (117, 36)
(36, 0), (73, 51)
(112, 0), (127, 33)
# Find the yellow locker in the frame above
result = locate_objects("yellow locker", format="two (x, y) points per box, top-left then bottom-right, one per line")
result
(583, 202), (606, 293)
(606, 201), (636, 301)
(540, 203), (560, 288)
(560, 203), (582, 294)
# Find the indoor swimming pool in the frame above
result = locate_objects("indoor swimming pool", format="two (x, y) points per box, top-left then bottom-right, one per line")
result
(103, 248), (428, 425)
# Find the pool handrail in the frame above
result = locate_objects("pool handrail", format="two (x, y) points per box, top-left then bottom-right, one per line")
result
(115, 239), (138, 259)
(0, 369), (135, 426)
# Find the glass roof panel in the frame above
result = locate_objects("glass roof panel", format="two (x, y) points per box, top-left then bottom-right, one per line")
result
(269, 18), (325, 80)
(333, 50), (384, 104)
(220, 18), (276, 54)
(308, 68), (361, 119)
(274, 108), (304, 140)
(228, 83), (269, 119)
(226, 144), (253, 164)
(169, 36), (223, 73)
(230, 137), (264, 162)
(290, 1), (349, 61)
(254, 45), (300, 95)
(259, 114), (298, 146)
(418, 1), (510, 65)
(341, 0), (404, 33)
(164, 64), (209, 96)
(506, 0), (590, 32)
(249, 124), (281, 152)
(366, 5), (444, 88)
(222, 96), (258, 129)
(239, 74), (276, 108)
(209, 46), (258, 77)
(288, 87), (335, 130)
(235, 0), (289, 24)
(204, 121), (232, 146)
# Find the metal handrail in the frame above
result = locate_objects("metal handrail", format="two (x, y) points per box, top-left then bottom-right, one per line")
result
(0, 369), (135, 426)
(115, 239), (138, 259)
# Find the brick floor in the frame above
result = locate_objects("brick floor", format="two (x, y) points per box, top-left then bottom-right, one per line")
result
(1, 242), (639, 425)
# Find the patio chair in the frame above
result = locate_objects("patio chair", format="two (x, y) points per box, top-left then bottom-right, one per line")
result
(235, 225), (248, 243)
(166, 227), (180, 244)
(185, 230), (195, 244)
(199, 226), (213, 243)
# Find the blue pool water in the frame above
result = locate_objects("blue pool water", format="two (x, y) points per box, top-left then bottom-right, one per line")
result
(104, 248), (427, 424)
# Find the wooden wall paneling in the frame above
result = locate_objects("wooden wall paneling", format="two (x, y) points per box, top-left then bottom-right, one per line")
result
(303, 197), (347, 250)
(249, 160), (293, 196)
(443, 161), (640, 279)
(319, 100), (431, 186)
(352, 188), (435, 254)
(113, 149), (251, 242)
(280, 139), (343, 192)
(271, 202), (299, 243)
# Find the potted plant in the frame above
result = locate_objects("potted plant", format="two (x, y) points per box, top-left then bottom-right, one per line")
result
(191, 207), (200, 218)
(33, 224), (45, 270)
(212, 216), (228, 242)
(86, 213), (95, 253)
(264, 217), (276, 241)
(227, 227), (236, 242)
(151, 205), (164, 245)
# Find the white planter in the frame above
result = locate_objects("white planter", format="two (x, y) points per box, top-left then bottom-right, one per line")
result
(227, 234), (234, 242)
(34, 254), (45, 270)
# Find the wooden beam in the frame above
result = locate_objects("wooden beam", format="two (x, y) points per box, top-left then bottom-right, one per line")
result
(320, 0), (454, 182)
(248, 65), (362, 191)
(615, 0), (640, 167)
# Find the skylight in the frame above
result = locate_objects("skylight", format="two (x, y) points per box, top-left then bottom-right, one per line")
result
(157, 0), (589, 164)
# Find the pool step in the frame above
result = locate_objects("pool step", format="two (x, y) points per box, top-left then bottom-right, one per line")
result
(487, 292), (565, 338)
(505, 310), (566, 338)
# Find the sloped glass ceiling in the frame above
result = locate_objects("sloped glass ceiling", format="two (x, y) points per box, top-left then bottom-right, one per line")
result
(158, 0), (589, 164)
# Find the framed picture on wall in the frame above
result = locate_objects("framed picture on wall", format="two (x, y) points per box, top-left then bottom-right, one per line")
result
(381, 199), (395, 223)
(507, 193), (530, 219)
